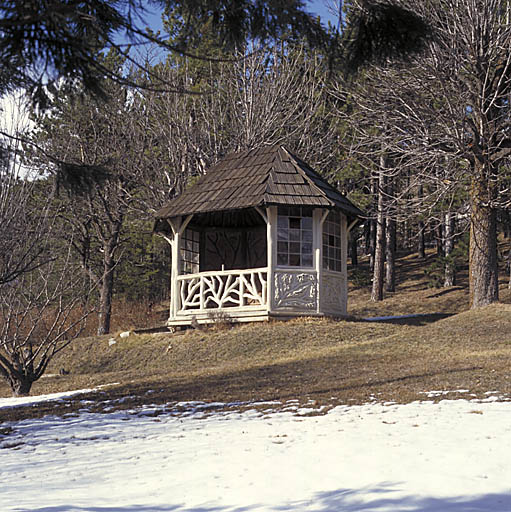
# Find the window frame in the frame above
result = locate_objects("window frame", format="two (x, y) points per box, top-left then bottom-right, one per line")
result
(322, 210), (342, 272)
(181, 228), (200, 274)
(276, 206), (314, 268)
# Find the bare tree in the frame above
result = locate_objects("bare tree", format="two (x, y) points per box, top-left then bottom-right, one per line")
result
(144, 42), (339, 208)
(0, 240), (92, 396)
(0, 112), (92, 396)
(334, 0), (511, 308)
(221, 45), (338, 166)
(444, 211), (456, 287)
(371, 157), (386, 301)
(30, 54), (163, 335)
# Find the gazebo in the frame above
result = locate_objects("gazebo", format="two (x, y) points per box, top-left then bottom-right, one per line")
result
(154, 145), (363, 327)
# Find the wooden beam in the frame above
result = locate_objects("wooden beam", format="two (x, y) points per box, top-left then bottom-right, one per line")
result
(266, 206), (276, 312)
(255, 206), (268, 223)
(347, 218), (359, 233)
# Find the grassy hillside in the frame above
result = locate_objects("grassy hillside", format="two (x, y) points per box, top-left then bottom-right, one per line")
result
(1, 252), (511, 420)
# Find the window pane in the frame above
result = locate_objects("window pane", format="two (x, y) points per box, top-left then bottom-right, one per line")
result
(301, 242), (312, 254)
(277, 241), (288, 253)
(303, 230), (313, 242)
(290, 229), (300, 241)
(277, 253), (288, 266)
(302, 255), (313, 267)
(289, 254), (300, 266)
(278, 227), (288, 241)
(289, 217), (301, 229)
(277, 216), (287, 228)
(289, 242), (300, 254)
(302, 217), (312, 229)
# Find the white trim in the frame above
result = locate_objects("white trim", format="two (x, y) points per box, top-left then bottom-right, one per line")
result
(176, 266), (268, 280)
(180, 214), (194, 234)
(168, 215), (194, 320)
(160, 234), (173, 246)
(347, 218), (358, 233)
(266, 206), (277, 312)
(255, 206), (268, 223)
(314, 209), (327, 313)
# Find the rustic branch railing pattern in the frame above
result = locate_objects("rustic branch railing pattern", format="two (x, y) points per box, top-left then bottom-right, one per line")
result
(177, 268), (268, 312)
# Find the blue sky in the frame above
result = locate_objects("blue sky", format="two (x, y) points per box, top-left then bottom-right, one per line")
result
(137, 1), (339, 37)
(307, 0), (338, 27)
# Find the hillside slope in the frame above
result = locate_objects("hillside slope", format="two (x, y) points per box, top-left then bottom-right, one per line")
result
(1, 253), (510, 420)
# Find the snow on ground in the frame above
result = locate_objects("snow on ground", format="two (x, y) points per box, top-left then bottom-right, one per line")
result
(1, 392), (511, 512)
(0, 388), (100, 409)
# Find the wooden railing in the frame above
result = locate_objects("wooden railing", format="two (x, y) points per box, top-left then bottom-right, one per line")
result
(176, 267), (268, 313)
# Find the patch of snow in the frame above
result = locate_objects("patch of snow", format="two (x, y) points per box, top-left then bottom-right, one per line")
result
(0, 398), (511, 511)
(0, 385), (121, 410)
(420, 389), (470, 398)
(0, 388), (98, 409)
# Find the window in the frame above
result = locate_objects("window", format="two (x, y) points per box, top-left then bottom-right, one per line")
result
(181, 228), (200, 274)
(323, 211), (342, 272)
(277, 206), (313, 267)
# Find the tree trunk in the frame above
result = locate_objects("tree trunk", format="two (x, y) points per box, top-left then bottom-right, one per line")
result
(417, 221), (425, 259)
(385, 217), (396, 292)
(368, 219), (376, 270)
(507, 246), (511, 290)
(371, 169), (386, 301)
(469, 173), (499, 308)
(436, 224), (444, 257)
(417, 185), (425, 259)
(97, 256), (115, 335)
(11, 377), (33, 397)
(369, 178), (377, 271)
(444, 211), (456, 287)
(364, 221), (370, 254)
(97, 223), (122, 335)
(502, 209), (511, 239)
(350, 227), (358, 266)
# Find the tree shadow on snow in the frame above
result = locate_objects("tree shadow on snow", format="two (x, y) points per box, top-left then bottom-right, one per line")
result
(281, 485), (511, 512)
(27, 504), (255, 512)
(27, 488), (511, 512)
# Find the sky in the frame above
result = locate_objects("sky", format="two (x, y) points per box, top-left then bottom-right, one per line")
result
(1, 390), (511, 511)
(136, 1), (340, 37)
(308, 0), (339, 27)
(0, 1), (338, 153)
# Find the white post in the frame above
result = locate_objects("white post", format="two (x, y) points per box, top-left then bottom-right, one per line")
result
(341, 213), (348, 315)
(314, 208), (329, 314)
(167, 215), (193, 321)
(199, 275), (205, 311)
(266, 206), (276, 312)
(168, 219), (181, 321)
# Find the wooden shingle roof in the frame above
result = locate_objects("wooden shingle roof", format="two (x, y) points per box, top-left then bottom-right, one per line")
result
(154, 145), (363, 231)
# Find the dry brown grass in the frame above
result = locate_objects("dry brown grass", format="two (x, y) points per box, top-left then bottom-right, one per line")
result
(1, 252), (511, 421)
